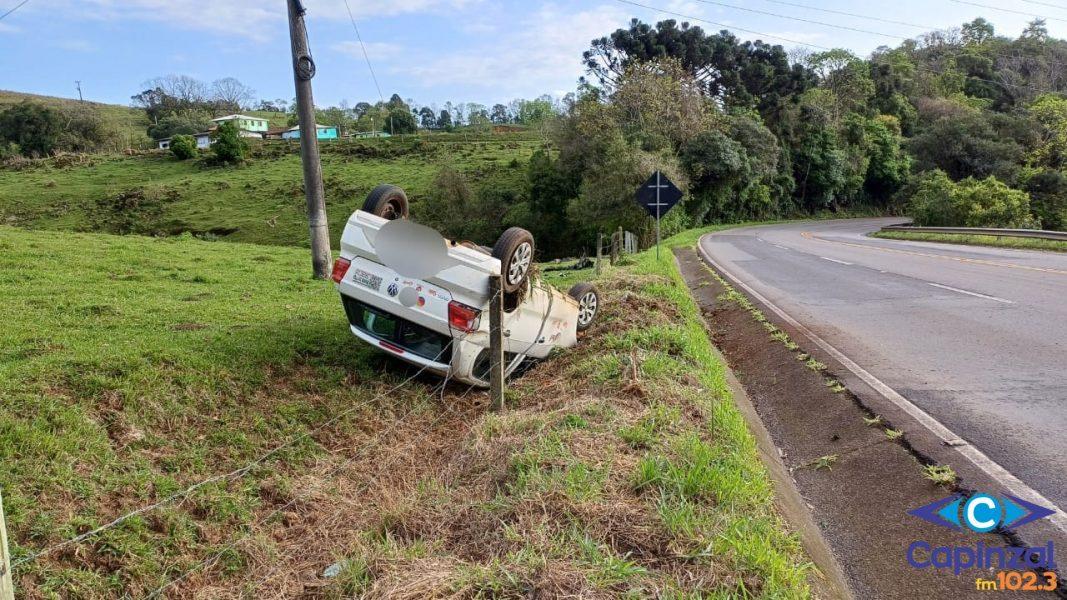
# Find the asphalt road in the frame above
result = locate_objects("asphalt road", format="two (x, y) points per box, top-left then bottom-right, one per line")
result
(700, 218), (1067, 510)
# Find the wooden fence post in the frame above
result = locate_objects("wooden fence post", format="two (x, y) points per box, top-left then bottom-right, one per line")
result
(488, 274), (505, 410)
(0, 489), (14, 600)
(595, 233), (603, 276)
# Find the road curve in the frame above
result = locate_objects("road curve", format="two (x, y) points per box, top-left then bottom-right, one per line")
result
(700, 218), (1067, 510)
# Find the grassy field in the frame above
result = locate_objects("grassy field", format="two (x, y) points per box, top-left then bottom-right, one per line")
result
(0, 224), (812, 597)
(0, 136), (540, 248)
(872, 229), (1067, 253)
(0, 90), (152, 148)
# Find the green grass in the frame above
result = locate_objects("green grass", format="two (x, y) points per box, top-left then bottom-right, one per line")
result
(0, 90), (152, 148)
(0, 225), (444, 596)
(0, 220), (812, 596)
(0, 136), (541, 248)
(872, 230), (1067, 253)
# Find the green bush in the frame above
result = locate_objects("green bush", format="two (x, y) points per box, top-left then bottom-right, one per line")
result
(1022, 169), (1067, 231)
(908, 170), (1034, 228)
(212, 121), (247, 164)
(0, 101), (62, 157)
(170, 135), (197, 160)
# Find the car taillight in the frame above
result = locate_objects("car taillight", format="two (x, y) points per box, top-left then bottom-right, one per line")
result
(331, 257), (351, 284)
(448, 301), (481, 332)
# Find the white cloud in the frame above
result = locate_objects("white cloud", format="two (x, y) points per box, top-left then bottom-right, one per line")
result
(332, 40), (403, 61)
(53, 0), (481, 41)
(398, 3), (630, 98)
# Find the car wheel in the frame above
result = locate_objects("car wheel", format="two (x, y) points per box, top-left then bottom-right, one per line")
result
(492, 227), (535, 293)
(362, 184), (409, 220)
(568, 282), (599, 332)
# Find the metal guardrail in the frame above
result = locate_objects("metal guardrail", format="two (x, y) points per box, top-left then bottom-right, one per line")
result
(880, 224), (1067, 242)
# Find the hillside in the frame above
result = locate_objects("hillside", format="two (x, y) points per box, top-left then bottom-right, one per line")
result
(0, 136), (541, 248)
(0, 90), (152, 147)
(0, 225), (811, 597)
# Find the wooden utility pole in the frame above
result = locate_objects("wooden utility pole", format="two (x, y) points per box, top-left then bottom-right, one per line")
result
(488, 274), (505, 410)
(287, 0), (332, 279)
(0, 490), (14, 600)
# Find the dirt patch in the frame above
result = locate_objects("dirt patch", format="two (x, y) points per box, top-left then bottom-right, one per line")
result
(675, 247), (1057, 599)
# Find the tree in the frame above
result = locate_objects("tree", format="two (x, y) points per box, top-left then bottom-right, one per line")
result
(418, 106), (437, 129)
(1023, 169), (1067, 230)
(908, 111), (1025, 181)
(386, 107), (417, 134)
(147, 110), (212, 141)
(1028, 94), (1067, 169)
(490, 103), (509, 124)
(961, 18), (995, 46)
(212, 77), (256, 111)
(0, 101), (62, 157)
(437, 109), (453, 131)
(170, 134), (197, 159)
(583, 19), (816, 129)
(515, 97), (556, 125)
(212, 120), (247, 164)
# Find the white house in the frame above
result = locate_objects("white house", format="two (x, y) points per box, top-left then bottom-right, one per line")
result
(194, 132), (212, 149)
(158, 138), (172, 150)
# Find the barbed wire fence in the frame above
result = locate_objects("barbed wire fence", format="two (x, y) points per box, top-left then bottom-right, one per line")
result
(146, 378), (483, 598)
(11, 342), (455, 573)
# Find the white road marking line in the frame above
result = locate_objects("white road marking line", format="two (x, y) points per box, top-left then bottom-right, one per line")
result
(820, 257), (853, 266)
(928, 283), (1014, 304)
(697, 236), (1067, 535)
(772, 244), (789, 251)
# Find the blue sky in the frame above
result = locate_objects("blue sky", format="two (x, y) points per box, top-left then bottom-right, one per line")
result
(2, 0), (1065, 111)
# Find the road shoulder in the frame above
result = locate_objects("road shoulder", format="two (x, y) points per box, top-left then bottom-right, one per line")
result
(675, 246), (1056, 599)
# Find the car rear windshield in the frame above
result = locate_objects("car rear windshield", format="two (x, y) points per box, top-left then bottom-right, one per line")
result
(341, 296), (452, 362)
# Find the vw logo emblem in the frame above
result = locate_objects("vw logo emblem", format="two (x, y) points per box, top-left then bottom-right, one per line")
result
(387, 283), (399, 297)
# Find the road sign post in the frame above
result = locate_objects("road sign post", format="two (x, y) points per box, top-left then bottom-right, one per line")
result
(488, 273), (505, 410)
(635, 171), (682, 260)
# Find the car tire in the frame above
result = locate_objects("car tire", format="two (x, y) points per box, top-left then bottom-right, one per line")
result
(568, 282), (599, 332)
(362, 184), (409, 220)
(492, 227), (535, 293)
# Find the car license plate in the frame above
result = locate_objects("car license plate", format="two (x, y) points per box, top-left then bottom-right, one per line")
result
(350, 268), (382, 291)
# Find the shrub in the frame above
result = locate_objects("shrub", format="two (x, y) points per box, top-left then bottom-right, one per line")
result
(909, 170), (1034, 228)
(212, 121), (247, 164)
(1022, 169), (1067, 231)
(0, 101), (62, 157)
(170, 135), (197, 160)
(907, 170), (968, 227)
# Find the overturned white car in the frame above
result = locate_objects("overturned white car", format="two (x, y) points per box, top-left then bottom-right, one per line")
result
(331, 184), (600, 387)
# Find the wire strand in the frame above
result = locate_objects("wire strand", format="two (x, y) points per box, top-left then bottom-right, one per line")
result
(148, 374), (479, 598)
(342, 0), (386, 105)
(607, 0), (1064, 95)
(944, 0), (1067, 24)
(12, 342), (454, 570)
(0, 0), (30, 21)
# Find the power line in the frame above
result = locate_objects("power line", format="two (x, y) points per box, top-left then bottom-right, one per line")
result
(944, 0), (1067, 24)
(341, 0), (397, 135)
(611, 0), (832, 49)
(342, 0), (386, 104)
(691, 0), (904, 40)
(743, 0), (1067, 69)
(0, 0), (30, 22)
(753, 0), (929, 30)
(606, 0), (1063, 95)
(1019, 0), (1067, 10)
